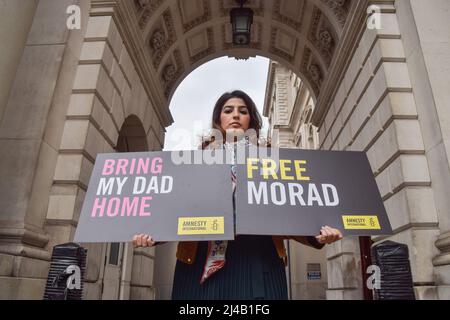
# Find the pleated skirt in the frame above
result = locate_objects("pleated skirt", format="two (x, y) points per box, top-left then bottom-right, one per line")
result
(171, 235), (288, 300)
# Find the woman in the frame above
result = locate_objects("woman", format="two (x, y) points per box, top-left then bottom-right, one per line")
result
(133, 90), (343, 299)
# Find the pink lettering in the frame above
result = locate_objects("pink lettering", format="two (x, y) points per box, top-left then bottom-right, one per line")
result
(99, 157), (163, 176)
(139, 196), (152, 216)
(102, 159), (115, 175)
(121, 197), (139, 217)
(137, 158), (150, 175)
(152, 157), (163, 174)
(116, 159), (129, 175)
(129, 158), (136, 174)
(107, 197), (120, 217)
(91, 197), (153, 218)
(91, 197), (106, 217)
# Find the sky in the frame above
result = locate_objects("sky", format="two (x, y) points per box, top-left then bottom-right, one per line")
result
(163, 56), (270, 151)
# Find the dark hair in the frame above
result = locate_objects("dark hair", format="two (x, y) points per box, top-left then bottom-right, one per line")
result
(202, 90), (263, 149)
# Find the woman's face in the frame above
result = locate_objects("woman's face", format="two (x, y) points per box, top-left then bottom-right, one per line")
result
(219, 97), (251, 133)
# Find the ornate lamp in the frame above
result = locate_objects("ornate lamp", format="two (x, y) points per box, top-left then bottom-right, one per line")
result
(230, 0), (254, 45)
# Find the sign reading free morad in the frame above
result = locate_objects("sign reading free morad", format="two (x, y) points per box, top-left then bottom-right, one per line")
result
(235, 147), (393, 236)
(74, 151), (234, 242)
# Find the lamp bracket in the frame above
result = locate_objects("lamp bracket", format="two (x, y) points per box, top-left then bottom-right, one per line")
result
(235, 0), (247, 7)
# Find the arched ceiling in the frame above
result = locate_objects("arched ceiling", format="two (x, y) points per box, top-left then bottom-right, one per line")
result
(132, 0), (355, 102)
(106, 0), (370, 128)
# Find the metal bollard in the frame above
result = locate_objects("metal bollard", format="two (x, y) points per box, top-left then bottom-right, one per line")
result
(371, 240), (415, 300)
(43, 242), (87, 300)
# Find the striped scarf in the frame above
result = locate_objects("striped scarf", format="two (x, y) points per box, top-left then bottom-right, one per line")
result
(199, 137), (250, 284)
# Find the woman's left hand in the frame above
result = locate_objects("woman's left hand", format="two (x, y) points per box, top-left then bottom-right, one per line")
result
(315, 226), (343, 244)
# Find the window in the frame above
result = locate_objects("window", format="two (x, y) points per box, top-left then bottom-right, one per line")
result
(306, 107), (313, 124)
(308, 125), (314, 149)
(109, 243), (121, 265)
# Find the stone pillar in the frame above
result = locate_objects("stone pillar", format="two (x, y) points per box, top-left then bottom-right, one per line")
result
(325, 237), (363, 300)
(0, 0), (38, 120)
(288, 240), (328, 299)
(49, 8), (136, 299)
(49, 1), (169, 298)
(0, 0), (89, 299)
(270, 65), (296, 148)
(318, 2), (440, 299)
(130, 246), (156, 299)
(153, 242), (177, 300)
(395, 0), (450, 300)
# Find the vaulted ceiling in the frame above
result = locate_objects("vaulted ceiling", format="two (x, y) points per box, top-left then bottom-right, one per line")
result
(130, 0), (356, 103)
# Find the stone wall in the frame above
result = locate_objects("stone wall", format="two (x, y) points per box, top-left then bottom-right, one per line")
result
(2, 0), (449, 300)
(0, 0), (167, 299)
(50, 6), (166, 299)
(0, 0), (38, 122)
(319, 2), (440, 299)
(264, 61), (328, 300)
(394, 0), (450, 300)
(0, 0), (90, 299)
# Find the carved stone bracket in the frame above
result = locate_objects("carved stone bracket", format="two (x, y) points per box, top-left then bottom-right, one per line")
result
(320, 0), (350, 27)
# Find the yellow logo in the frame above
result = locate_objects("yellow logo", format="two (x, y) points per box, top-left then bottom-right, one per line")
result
(178, 217), (225, 235)
(342, 215), (381, 230)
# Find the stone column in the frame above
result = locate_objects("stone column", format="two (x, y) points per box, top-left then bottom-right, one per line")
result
(0, 0), (38, 121)
(0, 0), (89, 299)
(153, 243), (177, 299)
(395, 0), (450, 300)
(270, 65), (297, 148)
(319, 2), (440, 299)
(51, 1), (168, 298)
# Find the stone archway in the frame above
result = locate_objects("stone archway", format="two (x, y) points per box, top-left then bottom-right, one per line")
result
(128, 0), (359, 111)
(113, 115), (156, 300)
(2, 0), (450, 300)
(117, 115), (149, 152)
(123, 0), (360, 300)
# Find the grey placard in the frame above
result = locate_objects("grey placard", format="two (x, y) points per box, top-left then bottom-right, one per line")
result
(235, 147), (393, 236)
(74, 150), (234, 242)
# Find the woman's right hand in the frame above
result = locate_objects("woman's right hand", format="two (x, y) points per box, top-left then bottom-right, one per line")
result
(132, 234), (156, 248)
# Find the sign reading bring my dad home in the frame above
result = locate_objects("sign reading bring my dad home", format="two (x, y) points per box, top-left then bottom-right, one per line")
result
(235, 147), (392, 236)
(74, 151), (234, 242)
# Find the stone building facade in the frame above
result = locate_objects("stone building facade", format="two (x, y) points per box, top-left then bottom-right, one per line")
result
(264, 61), (327, 299)
(0, 0), (449, 299)
(264, 61), (318, 150)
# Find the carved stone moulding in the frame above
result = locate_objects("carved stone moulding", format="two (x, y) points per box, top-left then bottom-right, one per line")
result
(308, 6), (337, 67)
(320, 0), (350, 27)
(178, 0), (212, 33)
(269, 27), (298, 65)
(162, 49), (185, 98)
(149, 9), (177, 70)
(150, 28), (165, 51)
(134, 0), (149, 11)
(272, 0), (306, 31)
(300, 47), (323, 97)
(134, 0), (165, 29)
(189, 28), (215, 64)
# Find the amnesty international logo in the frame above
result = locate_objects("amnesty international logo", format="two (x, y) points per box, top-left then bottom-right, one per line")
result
(342, 216), (381, 230)
(178, 217), (225, 235)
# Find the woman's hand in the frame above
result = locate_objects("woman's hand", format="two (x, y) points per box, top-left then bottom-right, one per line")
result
(132, 234), (156, 248)
(315, 226), (343, 244)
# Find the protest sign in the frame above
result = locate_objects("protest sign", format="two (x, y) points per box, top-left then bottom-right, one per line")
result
(74, 150), (234, 242)
(235, 147), (392, 236)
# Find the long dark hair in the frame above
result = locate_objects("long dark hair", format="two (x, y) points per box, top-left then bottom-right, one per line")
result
(202, 90), (264, 149)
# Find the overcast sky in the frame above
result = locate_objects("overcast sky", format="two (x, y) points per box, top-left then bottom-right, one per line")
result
(163, 56), (270, 151)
